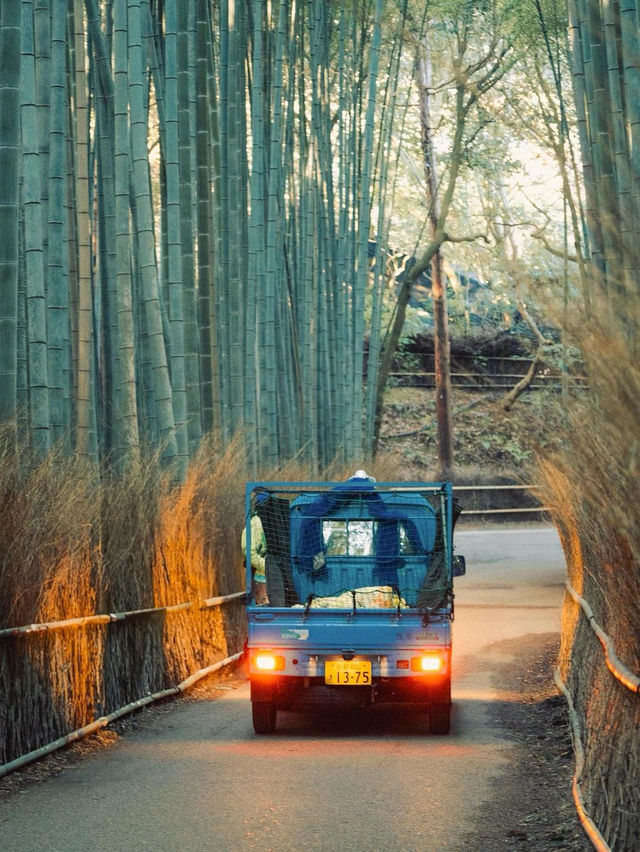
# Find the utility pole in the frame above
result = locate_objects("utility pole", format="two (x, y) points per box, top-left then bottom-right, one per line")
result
(418, 46), (453, 477)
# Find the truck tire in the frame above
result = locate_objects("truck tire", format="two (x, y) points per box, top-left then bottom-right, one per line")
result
(252, 700), (277, 734)
(429, 701), (451, 735)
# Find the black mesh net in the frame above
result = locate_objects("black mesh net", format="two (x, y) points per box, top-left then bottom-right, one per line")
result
(246, 482), (458, 612)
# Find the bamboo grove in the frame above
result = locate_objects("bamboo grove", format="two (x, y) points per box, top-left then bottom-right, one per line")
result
(568, 0), (640, 308)
(0, 0), (411, 476)
(545, 2), (640, 846)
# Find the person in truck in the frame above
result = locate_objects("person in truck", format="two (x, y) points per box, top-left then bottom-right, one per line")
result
(241, 511), (268, 605)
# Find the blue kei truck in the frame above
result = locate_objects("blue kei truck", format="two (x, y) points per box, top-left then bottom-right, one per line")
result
(244, 473), (465, 734)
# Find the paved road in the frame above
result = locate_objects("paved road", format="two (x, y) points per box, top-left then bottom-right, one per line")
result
(1, 527), (566, 852)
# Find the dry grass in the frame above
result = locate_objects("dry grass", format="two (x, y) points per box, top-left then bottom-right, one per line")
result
(0, 432), (410, 633)
(534, 276), (640, 847)
(0, 428), (411, 764)
(0, 439), (99, 627)
(536, 299), (640, 669)
(0, 436), (251, 763)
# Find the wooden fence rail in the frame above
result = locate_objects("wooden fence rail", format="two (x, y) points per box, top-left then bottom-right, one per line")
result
(0, 590), (247, 775)
(0, 591), (246, 640)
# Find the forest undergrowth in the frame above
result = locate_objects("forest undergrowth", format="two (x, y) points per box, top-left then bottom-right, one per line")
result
(379, 384), (567, 479)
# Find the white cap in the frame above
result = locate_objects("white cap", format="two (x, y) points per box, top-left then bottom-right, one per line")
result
(352, 469), (375, 481)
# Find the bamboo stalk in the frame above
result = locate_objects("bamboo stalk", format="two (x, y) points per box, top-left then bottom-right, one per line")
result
(47, 0), (71, 446)
(21, 0), (51, 452)
(177, 0), (201, 454)
(73, 0), (94, 457)
(113, 0), (140, 463)
(128, 0), (178, 464)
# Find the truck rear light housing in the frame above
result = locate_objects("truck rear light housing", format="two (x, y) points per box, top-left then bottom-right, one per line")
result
(411, 652), (447, 673)
(253, 653), (286, 672)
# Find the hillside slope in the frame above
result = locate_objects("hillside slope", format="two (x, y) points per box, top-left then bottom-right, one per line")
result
(379, 385), (565, 481)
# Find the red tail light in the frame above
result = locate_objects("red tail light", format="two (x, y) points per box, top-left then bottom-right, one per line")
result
(253, 653), (285, 672)
(411, 652), (447, 673)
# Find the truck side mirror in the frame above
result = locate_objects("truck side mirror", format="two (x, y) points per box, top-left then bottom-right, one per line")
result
(452, 554), (466, 577)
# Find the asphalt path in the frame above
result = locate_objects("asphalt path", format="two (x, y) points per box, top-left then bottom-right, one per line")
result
(1, 526), (566, 852)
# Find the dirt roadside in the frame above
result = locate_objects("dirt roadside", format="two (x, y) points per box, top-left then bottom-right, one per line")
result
(457, 632), (591, 851)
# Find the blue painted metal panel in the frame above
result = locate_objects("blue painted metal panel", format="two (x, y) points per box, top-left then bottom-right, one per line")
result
(247, 609), (451, 679)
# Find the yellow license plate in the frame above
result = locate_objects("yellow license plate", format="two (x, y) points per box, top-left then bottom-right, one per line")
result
(324, 660), (372, 685)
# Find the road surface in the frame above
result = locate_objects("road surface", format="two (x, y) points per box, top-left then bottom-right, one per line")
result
(0, 526), (566, 851)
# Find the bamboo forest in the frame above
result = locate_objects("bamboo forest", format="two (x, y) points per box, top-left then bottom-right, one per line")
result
(1, 0), (639, 848)
(1, 0), (411, 473)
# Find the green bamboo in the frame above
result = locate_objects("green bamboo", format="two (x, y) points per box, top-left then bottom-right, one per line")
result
(160, 0), (189, 468)
(113, 0), (140, 463)
(352, 0), (383, 460)
(619, 1), (640, 250)
(567, 0), (597, 271)
(259, 0), (287, 466)
(85, 0), (117, 458)
(575, 0), (619, 286)
(297, 28), (317, 469)
(246, 0), (267, 465)
(128, 0), (177, 464)
(72, 0), (94, 456)
(601, 0), (633, 287)
(47, 0), (71, 446)
(307, 0), (337, 463)
(364, 0), (409, 454)
(225, 0), (246, 436)
(0, 2), (21, 432)
(21, 0), (50, 452)
(177, 0), (201, 453)
(205, 0), (222, 435)
(34, 0), (50, 277)
(215, 1), (232, 441)
(196, 0), (214, 435)
(17, 256), (28, 438)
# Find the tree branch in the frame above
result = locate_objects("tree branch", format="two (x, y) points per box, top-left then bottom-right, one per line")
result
(442, 230), (490, 245)
(531, 229), (579, 263)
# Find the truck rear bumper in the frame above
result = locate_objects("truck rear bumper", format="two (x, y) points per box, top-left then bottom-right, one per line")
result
(250, 672), (451, 709)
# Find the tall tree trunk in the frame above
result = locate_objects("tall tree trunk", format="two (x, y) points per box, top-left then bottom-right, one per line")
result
(160, 0), (189, 471)
(85, 0), (117, 459)
(259, 0), (286, 466)
(195, 0), (214, 435)
(47, 0), (71, 447)
(246, 0), (266, 468)
(352, 0), (383, 460)
(418, 49), (453, 476)
(177, 0), (201, 454)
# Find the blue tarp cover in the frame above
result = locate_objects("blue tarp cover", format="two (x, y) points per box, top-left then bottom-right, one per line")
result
(289, 479), (437, 600)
